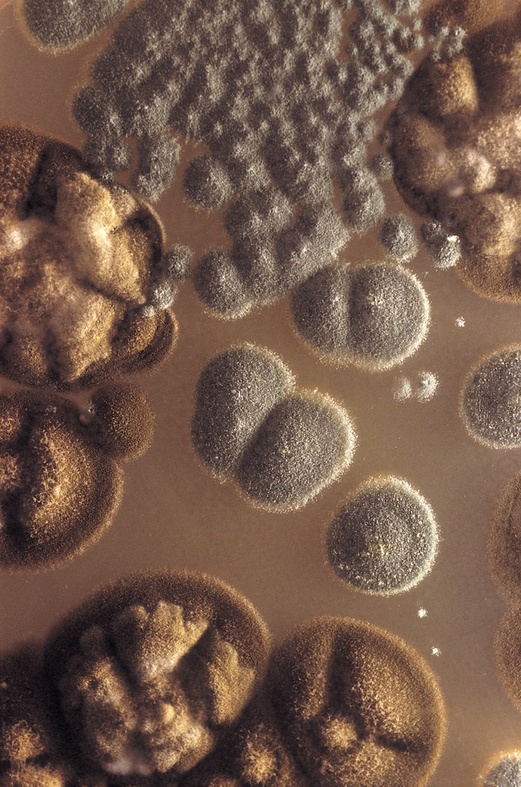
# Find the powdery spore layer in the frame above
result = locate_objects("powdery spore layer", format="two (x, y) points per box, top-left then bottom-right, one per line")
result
(0, 124), (176, 390)
(191, 344), (356, 510)
(327, 475), (438, 595)
(480, 751), (521, 787)
(292, 261), (430, 370)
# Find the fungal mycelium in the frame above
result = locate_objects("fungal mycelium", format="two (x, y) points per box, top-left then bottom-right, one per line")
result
(191, 343), (356, 510)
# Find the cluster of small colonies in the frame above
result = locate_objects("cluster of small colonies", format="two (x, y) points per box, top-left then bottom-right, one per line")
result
(0, 124), (176, 390)
(292, 261), (430, 370)
(0, 384), (154, 571)
(191, 344), (356, 510)
(0, 571), (446, 786)
(19, 0), (431, 316)
(393, 370), (439, 401)
(460, 346), (521, 449)
(480, 751), (521, 787)
(327, 475), (438, 595)
(389, 7), (521, 301)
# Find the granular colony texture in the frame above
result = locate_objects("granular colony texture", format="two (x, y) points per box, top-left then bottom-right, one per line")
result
(191, 344), (356, 510)
(461, 347), (521, 448)
(32, 0), (434, 316)
(327, 475), (438, 594)
(0, 573), (446, 786)
(0, 124), (176, 390)
(0, 385), (154, 571)
(389, 7), (521, 301)
(489, 471), (521, 602)
(292, 261), (430, 369)
(480, 751), (521, 787)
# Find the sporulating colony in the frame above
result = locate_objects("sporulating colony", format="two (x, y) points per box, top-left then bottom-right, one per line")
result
(0, 572), (446, 786)
(480, 751), (521, 787)
(20, 0), (432, 316)
(327, 475), (438, 595)
(191, 344), (356, 510)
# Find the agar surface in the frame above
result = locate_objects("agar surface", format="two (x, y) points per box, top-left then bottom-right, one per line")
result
(191, 344), (356, 510)
(0, 124), (176, 390)
(0, 385), (154, 572)
(0, 573), (446, 786)
(389, 8), (521, 301)
(327, 475), (438, 595)
(291, 261), (430, 370)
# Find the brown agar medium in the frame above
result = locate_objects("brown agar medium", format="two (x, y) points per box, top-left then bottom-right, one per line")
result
(267, 617), (446, 787)
(460, 346), (521, 449)
(191, 344), (356, 511)
(389, 7), (521, 302)
(0, 123), (176, 390)
(0, 384), (154, 571)
(326, 475), (438, 596)
(43, 570), (270, 782)
(291, 262), (430, 371)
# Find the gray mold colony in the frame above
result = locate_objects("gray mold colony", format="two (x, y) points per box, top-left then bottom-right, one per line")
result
(482, 753), (521, 787)
(67, 0), (425, 316)
(192, 344), (356, 510)
(461, 347), (521, 449)
(291, 261), (430, 370)
(327, 475), (438, 594)
(22, 0), (130, 50)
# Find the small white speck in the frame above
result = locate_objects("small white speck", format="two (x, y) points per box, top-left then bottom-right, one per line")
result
(431, 647), (441, 657)
(455, 316), (465, 327)
(0, 681), (7, 689)
(418, 608), (428, 618)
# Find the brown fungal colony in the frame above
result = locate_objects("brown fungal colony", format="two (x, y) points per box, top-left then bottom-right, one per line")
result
(191, 344), (356, 511)
(17, 0), (432, 316)
(389, 6), (521, 301)
(0, 571), (446, 786)
(0, 384), (154, 571)
(0, 124), (176, 390)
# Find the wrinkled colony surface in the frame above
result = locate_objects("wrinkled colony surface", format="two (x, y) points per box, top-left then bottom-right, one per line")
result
(268, 617), (446, 787)
(45, 0), (432, 316)
(43, 571), (270, 781)
(481, 751), (521, 787)
(0, 124), (176, 390)
(0, 385), (154, 571)
(461, 346), (521, 448)
(390, 10), (521, 301)
(292, 261), (430, 369)
(191, 344), (356, 510)
(327, 475), (438, 594)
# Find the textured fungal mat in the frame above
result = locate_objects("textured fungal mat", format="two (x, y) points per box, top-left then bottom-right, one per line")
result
(389, 9), (521, 301)
(268, 617), (446, 787)
(0, 385), (154, 571)
(291, 261), (430, 370)
(327, 475), (438, 595)
(43, 571), (270, 781)
(191, 344), (356, 510)
(480, 751), (521, 787)
(461, 347), (521, 449)
(489, 472), (521, 603)
(21, 0), (430, 316)
(0, 124), (176, 389)
(496, 606), (521, 714)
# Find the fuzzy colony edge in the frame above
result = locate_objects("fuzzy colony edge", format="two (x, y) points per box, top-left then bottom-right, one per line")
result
(3, 0), (521, 784)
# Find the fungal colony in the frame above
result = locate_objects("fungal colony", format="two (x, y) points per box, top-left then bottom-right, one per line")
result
(2, 0), (521, 782)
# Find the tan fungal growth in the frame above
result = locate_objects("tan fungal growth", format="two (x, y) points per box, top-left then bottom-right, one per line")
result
(489, 471), (521, 602)
(495, 606), (521, 714)
(192, 344), (356, 511)
(425, 0), (506, 36)
(0, 645), (68, 786)
(389, 12), (521, 301)
(0, 385), (153, 571)
(460, 346), (521, 449)
(44, 571), (270, 781)
(0, 124), (176, 389)
(267, 617), (446, 787)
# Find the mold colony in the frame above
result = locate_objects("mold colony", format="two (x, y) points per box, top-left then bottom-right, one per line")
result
(0, 571), (446, 786)
(3, 0), (521, 782)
